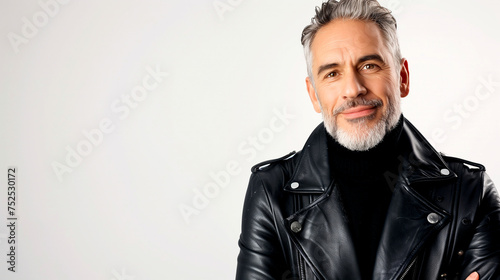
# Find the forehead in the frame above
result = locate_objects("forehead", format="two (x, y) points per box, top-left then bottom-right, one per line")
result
(311, 19), (389, 65)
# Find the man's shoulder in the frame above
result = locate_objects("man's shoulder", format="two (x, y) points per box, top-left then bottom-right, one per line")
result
(249, 122), (326, 175)
(439, 154), (491, 192)
(247, 151), (302, 191)
(250, 151), (299, 174)
(403, 118), (487, 180)
(441, 154), (486, 174)
(243, 151), (302, 201)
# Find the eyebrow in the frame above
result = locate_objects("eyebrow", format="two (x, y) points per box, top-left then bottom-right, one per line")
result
(317, 62), (339, 77)
(316, 54), (386, 76)
(358, 54), (385, 64)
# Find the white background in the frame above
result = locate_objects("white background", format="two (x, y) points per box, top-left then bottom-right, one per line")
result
(1, 0), (499, 279)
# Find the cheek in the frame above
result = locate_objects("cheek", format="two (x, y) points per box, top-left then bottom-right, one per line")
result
(317, 89), (340, 111)
(369, 75), (399, 100)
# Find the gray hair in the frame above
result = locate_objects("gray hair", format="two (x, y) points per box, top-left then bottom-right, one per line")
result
(301, 0), (402, 85)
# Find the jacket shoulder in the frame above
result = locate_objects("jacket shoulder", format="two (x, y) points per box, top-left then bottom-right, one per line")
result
(251, 151), (298, 173)
(441, 154), (486, 172)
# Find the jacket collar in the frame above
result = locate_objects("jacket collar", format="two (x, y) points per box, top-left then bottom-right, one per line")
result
(283, 117), (456, 193)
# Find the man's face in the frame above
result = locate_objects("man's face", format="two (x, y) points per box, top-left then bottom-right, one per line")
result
(306, 19), (409, 151)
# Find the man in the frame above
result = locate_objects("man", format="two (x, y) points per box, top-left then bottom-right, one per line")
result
(236, 0), (500, 279)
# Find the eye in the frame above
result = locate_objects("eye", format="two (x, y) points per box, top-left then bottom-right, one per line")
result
(326, 71), (338, 78)
(362, 64), (379, 71)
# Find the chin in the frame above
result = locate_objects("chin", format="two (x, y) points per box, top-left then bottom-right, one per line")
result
(335, 119), (387, 151)
(324, 112), (399, 151)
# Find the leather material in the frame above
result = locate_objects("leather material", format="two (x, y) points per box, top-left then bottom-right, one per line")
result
(236, 118), (500, 280)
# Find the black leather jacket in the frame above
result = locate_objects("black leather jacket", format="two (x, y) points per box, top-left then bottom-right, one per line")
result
(236, 118), (500, 280)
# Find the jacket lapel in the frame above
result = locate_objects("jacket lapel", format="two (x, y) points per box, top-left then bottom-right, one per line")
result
(284, 123), (332, 194)
(372, 180), (450, 280)
(373, 120), (455, 280)
(285, 183), (362, 280)
(283, 124), (361, 279)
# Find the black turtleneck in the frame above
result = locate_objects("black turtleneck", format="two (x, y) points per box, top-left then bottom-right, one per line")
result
(327, 116), (404, 280)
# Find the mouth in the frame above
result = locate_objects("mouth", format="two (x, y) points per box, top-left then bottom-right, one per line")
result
(340, 105), (377, 120)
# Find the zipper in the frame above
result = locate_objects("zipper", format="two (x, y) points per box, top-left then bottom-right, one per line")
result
(399, 257), (417, 280)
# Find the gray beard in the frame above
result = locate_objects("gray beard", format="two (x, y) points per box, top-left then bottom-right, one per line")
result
(322, 96), (401, 151)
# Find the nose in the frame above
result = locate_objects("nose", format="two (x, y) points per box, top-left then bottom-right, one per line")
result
(342, 70), (367, 99)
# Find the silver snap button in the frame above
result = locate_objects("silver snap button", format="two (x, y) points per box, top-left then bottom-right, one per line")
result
(427, 213), (440, 224)
(440, 169), (450, 176)
(291, 182), (299, 189)
(290, 221), (302, 233)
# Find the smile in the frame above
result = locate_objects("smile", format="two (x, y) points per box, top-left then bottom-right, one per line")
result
(340, 105), (377, 119)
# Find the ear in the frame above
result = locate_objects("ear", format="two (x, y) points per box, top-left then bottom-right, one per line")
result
(399, 58), (410, 98)
(306, 77), (322, 113)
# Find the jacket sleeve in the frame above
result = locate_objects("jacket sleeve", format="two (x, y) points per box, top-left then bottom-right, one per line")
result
(236, 173), (289, 280)
(460, 173), (500, 280)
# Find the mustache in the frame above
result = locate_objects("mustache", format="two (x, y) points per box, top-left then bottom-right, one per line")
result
(332, 98), (383, 116)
